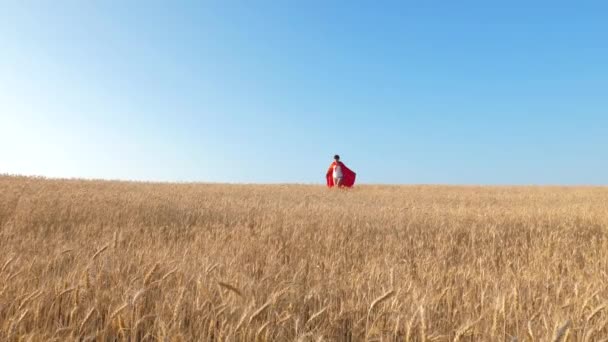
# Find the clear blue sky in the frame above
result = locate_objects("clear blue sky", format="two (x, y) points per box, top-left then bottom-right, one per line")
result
(1, 2), (606, 184)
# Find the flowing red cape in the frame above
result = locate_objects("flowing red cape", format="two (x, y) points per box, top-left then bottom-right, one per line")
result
(326, 161), (356, 188)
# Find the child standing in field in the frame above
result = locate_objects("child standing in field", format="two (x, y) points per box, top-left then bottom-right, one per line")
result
(326, 155), (356, 188)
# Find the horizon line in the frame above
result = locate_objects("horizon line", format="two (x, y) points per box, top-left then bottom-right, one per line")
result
(1, 173), (606, 187)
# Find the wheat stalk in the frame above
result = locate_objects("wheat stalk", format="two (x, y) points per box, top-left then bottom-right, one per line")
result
(110, 303), (129, 319)
(18, 289), (43, 310)
(143, 263), (159, 285)
(79, 308), (96, 334)
(255, 321), (271, 341)
(56, 287), (76, 300)
(369, 290), (395, 313)
(234, 309), (250, 332)
(420, 305), (427, 342)
(218, 281), (243, 298)
(161, 267), (178, 281)
(249, 300), (271, 323)
(7, 309), (29, 340)
(1, 256), (15, 274)
(552, 320), (570, 342)
(453, 319), (478, 342)
(527, 320), (534, 341)
(305, 306), (328, 326)
(172, 287), (185, 325)
(134, 314), (156, 334)
(91, 244), (109, 261)
(132, 288), (147, 305)
(112, 230), (119, 249)
(587, 303), (607, 322)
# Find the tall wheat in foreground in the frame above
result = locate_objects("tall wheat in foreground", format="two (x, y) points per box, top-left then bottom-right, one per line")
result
(1, 175), (607, 341)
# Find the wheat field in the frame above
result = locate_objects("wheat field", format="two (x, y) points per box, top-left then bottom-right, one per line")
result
(1, 175), (607, 341)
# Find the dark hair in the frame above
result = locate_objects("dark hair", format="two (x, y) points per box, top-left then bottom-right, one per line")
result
(334, 154), (340, 160)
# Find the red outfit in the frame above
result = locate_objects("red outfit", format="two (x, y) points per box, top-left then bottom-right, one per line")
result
(326, 161), (356, 188)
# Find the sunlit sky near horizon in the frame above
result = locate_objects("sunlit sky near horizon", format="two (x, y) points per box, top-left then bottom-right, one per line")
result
(1, 2), (607, 184)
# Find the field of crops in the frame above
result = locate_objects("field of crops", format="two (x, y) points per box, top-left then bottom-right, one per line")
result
(1, 175), (607, 341)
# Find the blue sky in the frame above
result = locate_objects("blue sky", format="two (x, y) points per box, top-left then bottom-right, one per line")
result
(1, 1), (607, 184)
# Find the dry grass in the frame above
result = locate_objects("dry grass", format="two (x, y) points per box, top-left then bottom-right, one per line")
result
(1, 175), (607, 341)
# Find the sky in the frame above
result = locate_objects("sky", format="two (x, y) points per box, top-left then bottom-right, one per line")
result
(1, 1), (607, 185)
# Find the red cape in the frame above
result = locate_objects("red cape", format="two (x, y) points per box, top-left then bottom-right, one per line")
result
(326, 161), (356, 188)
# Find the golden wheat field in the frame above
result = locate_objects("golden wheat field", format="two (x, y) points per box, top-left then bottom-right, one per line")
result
(1, 175), (608, 341)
